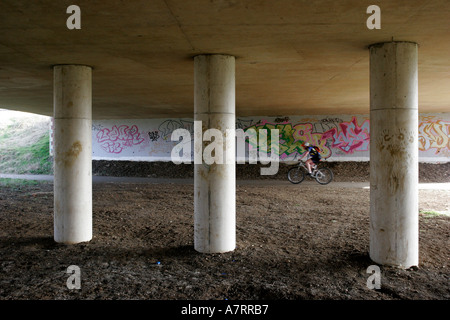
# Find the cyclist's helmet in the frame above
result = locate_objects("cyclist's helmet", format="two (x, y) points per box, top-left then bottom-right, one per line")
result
(304, 142), (310, 147)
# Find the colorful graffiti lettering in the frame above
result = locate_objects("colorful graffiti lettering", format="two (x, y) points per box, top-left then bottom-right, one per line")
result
(321, 117), (370, 154)
(418, 120), (450, 154)
(88, 115), (450, 161)
(245, 120), (331, 159)
(96, 125), (145, 154)
(245, 122), (298, 159)
(293, 123), (330, 158)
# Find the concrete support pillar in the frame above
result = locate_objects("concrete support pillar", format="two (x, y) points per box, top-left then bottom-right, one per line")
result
(194, 54), (236, 253)
(369, 42), (419, 268)
(53, 65), (92, 244)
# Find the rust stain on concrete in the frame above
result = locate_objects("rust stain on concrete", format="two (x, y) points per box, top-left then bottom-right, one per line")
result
(67, 141), (82, 157)
(60, 141), (83, 167)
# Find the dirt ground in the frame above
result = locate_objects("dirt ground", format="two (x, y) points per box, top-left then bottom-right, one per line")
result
(0, 162), (448, 302)
(92, 160), (450, 183)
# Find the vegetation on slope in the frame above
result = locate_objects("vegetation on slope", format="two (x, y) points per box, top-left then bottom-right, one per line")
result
(0, 110), (52, 175)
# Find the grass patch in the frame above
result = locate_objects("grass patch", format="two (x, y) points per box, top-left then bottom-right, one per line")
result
(0, 178), (42, 187)
(420, 210), (444, 217)
(0, 113), (53, 175)
(1, 134), (53, 174)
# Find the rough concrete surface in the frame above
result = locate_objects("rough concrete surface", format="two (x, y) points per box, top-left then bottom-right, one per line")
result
(1, 1), (450, 118)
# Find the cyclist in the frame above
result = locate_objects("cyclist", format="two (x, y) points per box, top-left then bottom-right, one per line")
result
(302, 142), (322, 176)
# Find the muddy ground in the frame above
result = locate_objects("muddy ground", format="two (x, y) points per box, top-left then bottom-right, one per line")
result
(0, 162), (448, 305)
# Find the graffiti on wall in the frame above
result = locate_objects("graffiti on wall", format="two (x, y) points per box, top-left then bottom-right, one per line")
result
(96, 125), (146, 154)
(418, 119), (450, 156)
(87, 114), (450, 162)
(158, 120), (194, 141)
(244, 121), (319, 160)
(242, 117), (370, 159)
(321, 117), (370, 154)
(148, 131), (160, 142)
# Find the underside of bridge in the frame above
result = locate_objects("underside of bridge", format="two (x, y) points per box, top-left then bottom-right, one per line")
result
(0, 0), (449, 118)
(1, 1), (449, 269)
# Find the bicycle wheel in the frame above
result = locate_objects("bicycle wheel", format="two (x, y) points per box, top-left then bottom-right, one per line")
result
(288, 167), (305, 184)
(315, 167), (333, 185)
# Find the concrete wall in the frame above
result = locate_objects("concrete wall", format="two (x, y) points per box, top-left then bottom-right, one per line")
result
(50, 113), (450, 163)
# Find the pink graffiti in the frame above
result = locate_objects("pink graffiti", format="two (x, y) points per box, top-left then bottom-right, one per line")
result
(96, 125), (145, 154)
(322, 117), (370, 154)
(99, 141), (123, 154)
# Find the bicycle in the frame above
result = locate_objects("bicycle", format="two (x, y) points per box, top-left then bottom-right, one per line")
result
(287, 160), (333, 185)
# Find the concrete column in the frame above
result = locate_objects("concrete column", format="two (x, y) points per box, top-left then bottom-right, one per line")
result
(53, 65), (92, 244)
(369, 42), (419, 268)
(194, 54), (236, 253)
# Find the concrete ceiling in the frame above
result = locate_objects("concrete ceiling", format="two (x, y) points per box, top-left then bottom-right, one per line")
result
(0, 0), (449, 119)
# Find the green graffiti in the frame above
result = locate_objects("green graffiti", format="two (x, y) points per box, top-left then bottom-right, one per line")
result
(244, 123), (304, 158)
(244, 121), (330, 159)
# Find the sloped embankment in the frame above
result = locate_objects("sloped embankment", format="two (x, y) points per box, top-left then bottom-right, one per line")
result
(0, 111), (52, 175)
